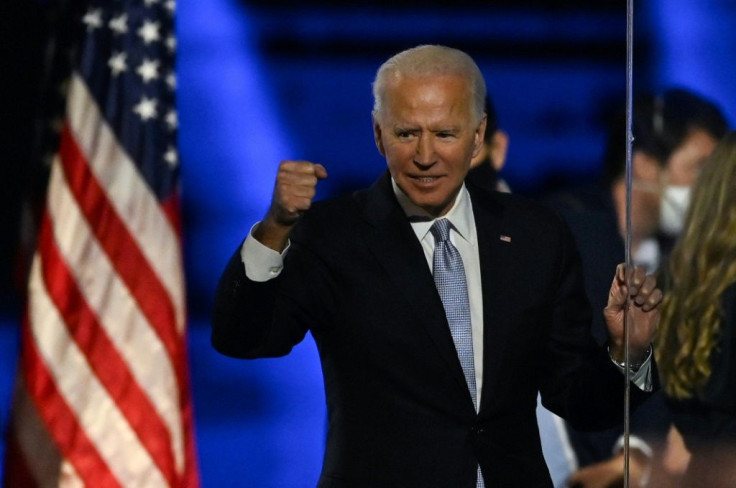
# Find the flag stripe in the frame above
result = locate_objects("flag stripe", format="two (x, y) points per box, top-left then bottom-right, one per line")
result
(21, 310), (123, 488)
(57, 128), (191, 475)
(38, 210), (178, 485)
(28, 254), (169, 487)
(58, 125), (184, 382)
(46, 155), (184, 470)
(66, 74), (185, 333)
(58, 461), (84, 488)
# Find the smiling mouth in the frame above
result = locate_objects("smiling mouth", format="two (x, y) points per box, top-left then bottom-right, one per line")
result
(409, 175), (442, 183)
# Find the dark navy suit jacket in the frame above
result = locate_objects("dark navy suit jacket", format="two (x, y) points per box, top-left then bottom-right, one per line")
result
(212, 172), (653, 487)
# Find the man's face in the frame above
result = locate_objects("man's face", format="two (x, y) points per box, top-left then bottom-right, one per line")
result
(665, 129), (718, 186)
(373, 75), (485, 217)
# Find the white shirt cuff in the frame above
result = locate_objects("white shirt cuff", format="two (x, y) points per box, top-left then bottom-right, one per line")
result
(609, 346), (653, 392)
(613, 434), (653, 458)
(629, 358), (653, 392)
(613, 434), (653, 486)
(240, 222), (290, 282)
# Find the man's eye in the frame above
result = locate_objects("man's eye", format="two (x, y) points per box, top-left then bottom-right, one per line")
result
(396, 131), (413, 139)
(436, 132), (455, 139)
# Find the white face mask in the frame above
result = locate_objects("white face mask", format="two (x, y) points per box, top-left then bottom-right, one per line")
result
(659, 185), (691, 236)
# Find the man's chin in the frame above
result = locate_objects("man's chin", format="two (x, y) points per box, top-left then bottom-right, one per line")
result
(412, 198), (453, 217)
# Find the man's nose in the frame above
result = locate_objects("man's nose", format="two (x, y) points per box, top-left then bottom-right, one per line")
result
(414, 135), (436, 166)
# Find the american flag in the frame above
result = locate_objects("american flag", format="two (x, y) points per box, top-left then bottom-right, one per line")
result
(4, 0), (198, 486)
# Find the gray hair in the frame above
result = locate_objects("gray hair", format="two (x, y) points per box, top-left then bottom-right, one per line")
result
(372, 45), (486, 124)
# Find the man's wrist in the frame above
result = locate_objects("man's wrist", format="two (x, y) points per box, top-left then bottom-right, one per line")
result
(608, 343), (652, 372)
(253, 217), (293, 252)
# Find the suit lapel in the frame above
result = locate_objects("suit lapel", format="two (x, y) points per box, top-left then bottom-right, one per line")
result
(468, 188), (517, 414)
(355, 173), (473, 401)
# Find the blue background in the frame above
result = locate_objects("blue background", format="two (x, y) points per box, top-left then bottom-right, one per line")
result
(1, 1), (736, 486)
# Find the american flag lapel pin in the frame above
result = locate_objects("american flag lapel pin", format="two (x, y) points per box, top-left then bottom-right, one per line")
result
(499, 234), (511, 243)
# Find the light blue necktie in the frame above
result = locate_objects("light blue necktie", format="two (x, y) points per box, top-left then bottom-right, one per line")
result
(430, 218), (485, 488)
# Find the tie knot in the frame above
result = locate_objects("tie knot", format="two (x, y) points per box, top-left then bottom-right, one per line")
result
(430, 218), (452, 243)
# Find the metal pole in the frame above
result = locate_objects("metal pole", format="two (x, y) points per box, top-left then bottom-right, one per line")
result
(623, 0), (635, 486)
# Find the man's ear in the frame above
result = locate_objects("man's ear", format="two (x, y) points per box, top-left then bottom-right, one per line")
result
(489, 130), (509, 172)
(471, 115), (487, 158)
(373, 118), (386, 156)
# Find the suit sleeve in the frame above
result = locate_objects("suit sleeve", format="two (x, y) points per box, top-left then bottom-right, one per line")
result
(538, 215), (655, 431)
(211, 227), (336, 359)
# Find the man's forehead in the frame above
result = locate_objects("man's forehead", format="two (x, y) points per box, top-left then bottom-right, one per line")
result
(385, 75), (471, 104)
(383, 77), (472, 114)
(386, 71), (472, 89)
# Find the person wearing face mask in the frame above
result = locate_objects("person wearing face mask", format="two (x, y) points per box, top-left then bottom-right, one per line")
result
(540, 88), (727, 487)
(649, 89), (728, 259)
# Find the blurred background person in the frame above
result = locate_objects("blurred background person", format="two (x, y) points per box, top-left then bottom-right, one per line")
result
(584, 87), (726, 277)
(542, 88), (728, 487)
(466, 96), (510, 193)
(656, 131), (736, 487)
(548, 88), (728, 342)
(648, 89), (729, 258)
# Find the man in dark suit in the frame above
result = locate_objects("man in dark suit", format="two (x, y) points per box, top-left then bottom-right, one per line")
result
(211, 45), (661, 487)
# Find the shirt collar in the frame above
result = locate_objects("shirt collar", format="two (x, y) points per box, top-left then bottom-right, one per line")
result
(391, 178), (474, 244)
